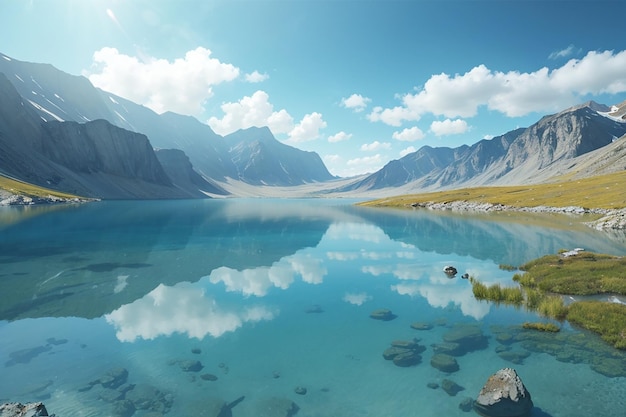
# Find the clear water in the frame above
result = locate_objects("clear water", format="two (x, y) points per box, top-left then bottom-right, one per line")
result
(1, 199), (625, 417)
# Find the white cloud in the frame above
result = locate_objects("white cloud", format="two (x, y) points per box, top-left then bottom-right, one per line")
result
(360, 141), (391, 151)
(483, 134), (494, 140)
(399, 146), (416, 157)
(341, 93), (371, 112)
(88, 47), (239, 116)
(328, 131), (352, 143)
(392, 126), (425, 142)
(245, 70), (269, 83)
(347, 154), (384, 167)
(287, 112), (327, 142)
(430, 119), (469, 136)
(208, 90), (295, 135)
(549, 44), (577, 60)
(368, 50), (626, 123)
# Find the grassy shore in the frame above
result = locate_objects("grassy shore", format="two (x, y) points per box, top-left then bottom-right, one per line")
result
(0, 175), (84, 201)
(358, 170), (626, 210)
(471, 251), (626, 350)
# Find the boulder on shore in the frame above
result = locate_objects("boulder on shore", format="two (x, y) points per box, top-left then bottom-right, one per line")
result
(474, 368), (533, 417)
(0, 402), (54, 417)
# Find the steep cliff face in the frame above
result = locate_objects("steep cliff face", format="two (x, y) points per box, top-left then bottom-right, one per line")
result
(155, 148), (227, 196)
(41, 120), (171, 184)
(0, 73), (194, 199)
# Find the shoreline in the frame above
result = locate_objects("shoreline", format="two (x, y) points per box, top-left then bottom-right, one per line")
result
(405, 200), (626, 230)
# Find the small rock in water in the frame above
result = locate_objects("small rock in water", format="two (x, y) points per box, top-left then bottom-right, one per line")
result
(294, 386), (307, 395)
(201, 373), (218, 381)
(441, 378), (464, 396)
(191, 348), (201, 354)
(369, 308), (397, 321)
(178, 360), (203, 372)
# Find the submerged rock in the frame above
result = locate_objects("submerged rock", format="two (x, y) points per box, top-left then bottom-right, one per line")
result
(441, 378), (464, 396)
(430, 353), (460, 373)
(442, 324), (489, 355)
(369, 309), (397, 321)
(474, 368), (533, 417)
(178, 360), (203, 372)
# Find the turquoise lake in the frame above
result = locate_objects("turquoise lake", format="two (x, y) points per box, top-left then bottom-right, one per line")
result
(1, 199), (625, 417)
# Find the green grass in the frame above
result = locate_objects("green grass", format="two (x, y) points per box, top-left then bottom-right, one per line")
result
(470, 250), (626, 350)
(0, 175), (84, 200)
(567, 301), (626, 350)
(522, 322), (561, 332)
(518, 252), (626, 295)
(359, 170), (626, 210)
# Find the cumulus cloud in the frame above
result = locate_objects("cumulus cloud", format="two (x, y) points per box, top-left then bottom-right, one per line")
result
(341, 93), (371, 112)
(392, 126), (425, 142)
(328, 131), (352, 143)
(399, 146), (416, 157)
(288, 112), (327, 143)
(209, 91), (327, 141)
(208, 90), (293, 135)
(88, 47), (239, 116)
(368, 49), (626, 123)
(347, 154), (384, 168)
(430, 119), (469, 136)
(360, 141), (391, 151)
(245, 70), (269, 83)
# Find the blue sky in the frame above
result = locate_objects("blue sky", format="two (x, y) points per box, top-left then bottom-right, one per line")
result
(2, 0), (626, 177)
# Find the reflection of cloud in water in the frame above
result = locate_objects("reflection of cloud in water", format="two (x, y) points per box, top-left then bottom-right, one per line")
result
(392, 282), (490, 320)
(327, 252), (359, 261)
(113, 275), (129, 294)
(343, 292), (372, 306)
(325, 223), (385, 243)
(361, 265), (393, 276)
(209, 252), (327, 296)
(105, 283), (276, 342)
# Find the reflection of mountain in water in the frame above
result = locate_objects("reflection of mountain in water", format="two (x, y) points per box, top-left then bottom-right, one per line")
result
(355, 206), (626, 265)
(0, 200), (353, 321)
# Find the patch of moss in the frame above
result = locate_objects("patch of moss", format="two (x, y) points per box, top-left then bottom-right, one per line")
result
(522, 322), (560, 332)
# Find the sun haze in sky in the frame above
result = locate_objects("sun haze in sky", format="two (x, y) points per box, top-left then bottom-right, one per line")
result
(2, 0), (626, 177)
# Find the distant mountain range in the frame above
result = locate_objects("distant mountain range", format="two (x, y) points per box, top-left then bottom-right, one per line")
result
(1, 52), (626, 200)
(338, 101), (626, 194)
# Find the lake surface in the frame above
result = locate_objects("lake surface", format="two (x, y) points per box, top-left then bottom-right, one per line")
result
(1, 199), (625, 417)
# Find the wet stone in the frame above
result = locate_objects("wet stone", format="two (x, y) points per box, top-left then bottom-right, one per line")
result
(441, 379), (464, 396)
(410, 322), (433, 330)
(430, 353), (460, 373)
(294, 386), (307, 395)
(370, 309), (397, 321)
(201, 373), (218, 381)
(179, 360), (203, 372)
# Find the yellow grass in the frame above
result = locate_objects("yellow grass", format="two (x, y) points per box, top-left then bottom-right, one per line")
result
(359, 171), (626, 210)
(0, 175), (83, 200)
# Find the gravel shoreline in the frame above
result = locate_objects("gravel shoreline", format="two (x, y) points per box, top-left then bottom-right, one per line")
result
(408, 201), (626, 230)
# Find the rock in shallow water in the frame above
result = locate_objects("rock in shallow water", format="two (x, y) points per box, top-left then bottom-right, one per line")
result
(474, 368), (533, 417)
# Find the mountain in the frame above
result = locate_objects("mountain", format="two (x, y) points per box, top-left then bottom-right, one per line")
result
(225, 126), (335, 185)
(0, 73), (202, 199)
(342, 102), (626, 193)
(0, 52), (334, 189)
